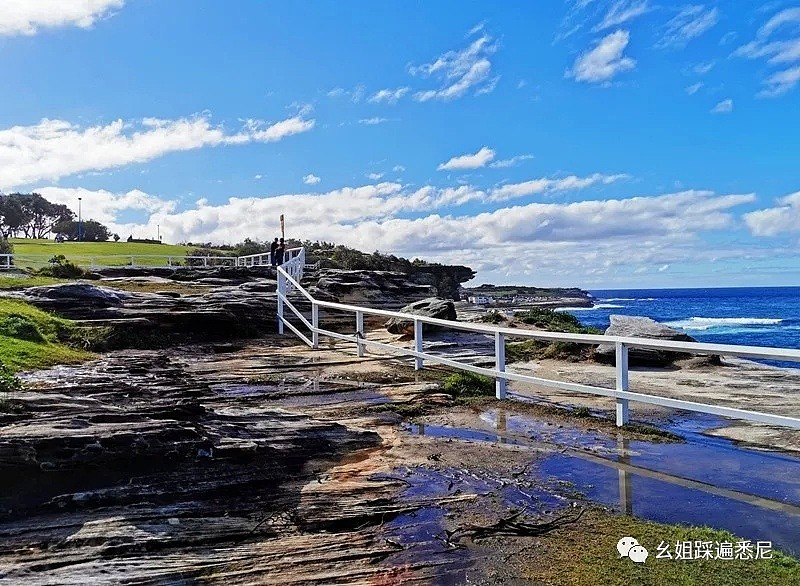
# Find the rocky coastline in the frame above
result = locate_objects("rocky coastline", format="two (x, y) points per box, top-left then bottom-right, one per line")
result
(0, 265), (797, 583)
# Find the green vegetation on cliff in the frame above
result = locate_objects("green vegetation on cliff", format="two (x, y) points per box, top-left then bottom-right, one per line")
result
(0, 299), (93, 371)
(506, 308), (601, 363)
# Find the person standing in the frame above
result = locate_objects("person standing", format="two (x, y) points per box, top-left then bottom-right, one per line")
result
(276, 238), (285, 265)
(270, 238), (279, 266)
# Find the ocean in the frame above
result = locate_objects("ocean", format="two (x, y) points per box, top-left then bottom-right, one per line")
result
(559, 287), (800, 367)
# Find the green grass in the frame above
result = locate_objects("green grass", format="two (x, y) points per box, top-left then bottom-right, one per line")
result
(0, 299), (94, 371)
(8, 239), (228, 268)
(442, 371), (495, 397)
(530, 509), (800, 586)
(0, 274), (63, 289)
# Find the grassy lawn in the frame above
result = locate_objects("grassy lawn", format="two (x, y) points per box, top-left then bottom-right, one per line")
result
(0, 274), (64, 289)
(527, 508), (800, 586)
(7, 239), (229, 268)
(0, 299), (94, 371)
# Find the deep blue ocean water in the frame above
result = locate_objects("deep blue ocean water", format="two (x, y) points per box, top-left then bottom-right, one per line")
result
(559, 287), (800, 367)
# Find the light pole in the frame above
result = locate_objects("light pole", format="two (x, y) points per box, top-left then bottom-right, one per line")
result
(77, 197), (82, 241)
(157, 224), (160, 242)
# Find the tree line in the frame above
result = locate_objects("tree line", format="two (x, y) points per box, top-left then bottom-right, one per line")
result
(0, 193), (113, 241)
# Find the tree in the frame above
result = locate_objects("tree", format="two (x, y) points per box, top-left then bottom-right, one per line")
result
(53, 219), (110, 242)
(0, 193), (74, 239)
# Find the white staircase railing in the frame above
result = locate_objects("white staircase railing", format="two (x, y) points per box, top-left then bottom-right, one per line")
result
(277, 248), (800, 431)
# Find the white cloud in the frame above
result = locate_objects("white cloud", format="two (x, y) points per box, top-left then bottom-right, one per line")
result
(710, 98), (733, 113)
(658, 264), (670, 272)
(302, 174), (321, 185)
(759, 7), (800, 38)
(358, 117), (388, 125)
(393, 165), (406, 172)
(568, 30), (636, 83)
(693, 60), (716, 74)
(437, 147), (496, 171)
(760, 65), (800, 97)
(0, 113), (315, 190)
(686, 82), (703, 95)
(0, 0), (124, 36)
(327, 85), (366, 102)
(368, 87), (410, 104)
(410, 33), (498, 101)
(735, 8), (800, 97)
(366, 172), (384, 180)
(32, 184), (759, 285)
(659, 5), (719, 48)
(488, 173), (628, 202)
(36, 186), (176, 228)
(595, 0), (651, 31)
(489, 154), (535, 168)
(744, 191), (800, 235)
(254, 174), (263, 180)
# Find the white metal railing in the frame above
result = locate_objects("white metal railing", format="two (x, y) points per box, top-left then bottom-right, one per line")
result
(0, 254), (11, 270)
(276, 248), (800, 431)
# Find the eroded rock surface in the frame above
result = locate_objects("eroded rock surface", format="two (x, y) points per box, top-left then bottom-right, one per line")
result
(594, 314), (700, 366)
(386, 298), (458, 335)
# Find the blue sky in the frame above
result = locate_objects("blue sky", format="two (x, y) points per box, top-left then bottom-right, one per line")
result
(1, 1), (800, 288)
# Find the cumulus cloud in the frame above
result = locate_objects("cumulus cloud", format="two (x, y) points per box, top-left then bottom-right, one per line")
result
(659, 5), (719, 48)
(410, 32), (498, 101)
(437, 147), (496, 171)
(0, 0), (124, 36)
(568, 30), (636, 84)
(0, 113), (315, 190)
(735, 8), (800, 97)
(595, 0), (651, 31)
(32, 183), (758, 285)
(368, 87), (410, 104)
(36, 186), (176, 228)
(744, 191), (800, 235)
(302, 174), (321, 185)
(710, 98), (733, 113)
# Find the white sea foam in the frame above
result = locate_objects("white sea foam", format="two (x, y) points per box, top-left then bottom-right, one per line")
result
(602, 297), (656, 302)
(667, 317), (784, 331)
(556, 303), (624, 312)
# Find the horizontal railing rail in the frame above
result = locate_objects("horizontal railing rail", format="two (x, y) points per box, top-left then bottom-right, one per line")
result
(276, 248), (800, 432)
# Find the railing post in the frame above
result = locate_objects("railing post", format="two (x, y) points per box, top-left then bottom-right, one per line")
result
(413, 318), (423, 370)
(277, 271), (285, 335)
(495, 331), (507, 399)
(356, 311), (365, 357)
(615, 341), (629, 426)
(204, 256), (208, 267)
(130, 256), (135, 267)
(311, 302), (319, 349)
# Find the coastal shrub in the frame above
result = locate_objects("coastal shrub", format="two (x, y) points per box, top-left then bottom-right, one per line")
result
(0, 314), (47, 343)
(479, 310), (506, 324)
(0, 362), (22, 394)
(37, 255), (86, 279)
(514, 307), (593, 333)
(442, 372), (495, 397)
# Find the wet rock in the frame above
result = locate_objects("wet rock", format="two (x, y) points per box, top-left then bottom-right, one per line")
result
(386, 298), (457, 335)
(594, 315), (701, 366)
